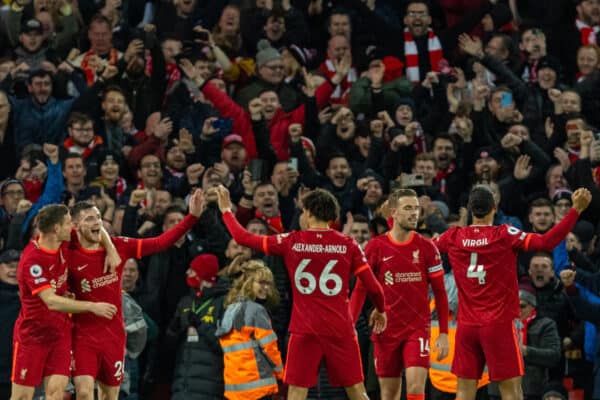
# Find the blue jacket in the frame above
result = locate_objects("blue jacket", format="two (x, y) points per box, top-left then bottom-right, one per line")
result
(22, 160), (64, 234)
(10, 96), (75, 153)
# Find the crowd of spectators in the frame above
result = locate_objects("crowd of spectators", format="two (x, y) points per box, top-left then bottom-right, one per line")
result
(1, 0), (600, 398)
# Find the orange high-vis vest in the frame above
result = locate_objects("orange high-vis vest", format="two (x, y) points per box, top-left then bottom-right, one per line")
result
(429, 318), (490, 393)
(217, 300), (284, 400)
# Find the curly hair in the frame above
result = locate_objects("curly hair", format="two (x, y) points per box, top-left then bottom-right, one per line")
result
(224, 260), (280, 309)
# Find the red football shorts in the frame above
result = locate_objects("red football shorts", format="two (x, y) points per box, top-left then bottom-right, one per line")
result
(373, 330), (430, 377)
(452, 320), (524, 381)
(284, 333), (364, 387)
(11, 333), (72, 387)
(72, 336), (126, 387)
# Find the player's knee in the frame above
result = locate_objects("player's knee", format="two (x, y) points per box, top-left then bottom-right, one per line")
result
(74, 383), (95, 400)
(10, 393), (32, 400)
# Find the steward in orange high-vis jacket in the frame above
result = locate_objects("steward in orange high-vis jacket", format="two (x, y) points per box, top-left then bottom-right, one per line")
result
(216, 299), (284, 400)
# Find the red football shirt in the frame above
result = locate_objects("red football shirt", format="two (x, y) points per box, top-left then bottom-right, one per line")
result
(366, 231), (443, 340)
(14, 240), (71, 344)
(263, 228), (368, 337)
(435, 224), (529, 326)
(69, 237), (140, 344)
(68, 214), (198, 345)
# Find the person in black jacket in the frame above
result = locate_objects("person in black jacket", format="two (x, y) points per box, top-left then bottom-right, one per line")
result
(0, 249), (20, 400)
(168, 253), (227, 400)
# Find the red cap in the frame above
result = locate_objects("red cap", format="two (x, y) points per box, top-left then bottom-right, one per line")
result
(222, 134), (244, 149)
(190, 254), (219, 284)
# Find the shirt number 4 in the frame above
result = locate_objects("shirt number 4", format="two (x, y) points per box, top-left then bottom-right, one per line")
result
(467, 252), (486, 285)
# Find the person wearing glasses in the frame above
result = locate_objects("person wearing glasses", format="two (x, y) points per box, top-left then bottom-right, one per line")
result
(63, 112), (106, 181)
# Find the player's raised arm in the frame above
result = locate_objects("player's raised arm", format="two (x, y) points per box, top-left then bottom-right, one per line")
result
(100, 226), (121, 274)
(523, 188), (592, 251)
(136, 189), (203, 257)
(217, 185), (269, 252)
(38, 288), (117, 319)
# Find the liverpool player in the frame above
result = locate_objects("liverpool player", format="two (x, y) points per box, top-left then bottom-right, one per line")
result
(434, 186), (591, 400)
(11, 204), (118, 400)
(68, 189), (204, 400)
(349, 189), (449, 400)
(216, 185), (386, 400)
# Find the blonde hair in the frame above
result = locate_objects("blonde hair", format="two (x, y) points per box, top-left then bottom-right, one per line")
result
(225, 260), (280, 309)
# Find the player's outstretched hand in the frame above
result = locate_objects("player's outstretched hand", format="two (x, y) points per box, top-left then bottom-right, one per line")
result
(435, 332), (450, 361)
(369, 309), (387, 334)
(216, 185), (233, 213)
(189, 188), (205, 217)
(91, 302), (118, 319)
(559, 269), (576, 287)
(572, 188), (592, 214)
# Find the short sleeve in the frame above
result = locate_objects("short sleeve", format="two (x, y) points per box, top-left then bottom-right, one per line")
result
(22, 262), (52, 295)
(264, 232), (292, 256)
(501, 225), (530, 250)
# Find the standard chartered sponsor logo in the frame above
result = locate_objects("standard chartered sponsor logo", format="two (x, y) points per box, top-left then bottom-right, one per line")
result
(384, 271), (394, 286)
(81, 278), (91, 293)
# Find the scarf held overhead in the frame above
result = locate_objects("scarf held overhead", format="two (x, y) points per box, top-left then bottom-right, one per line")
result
(404, 28), (442, 83)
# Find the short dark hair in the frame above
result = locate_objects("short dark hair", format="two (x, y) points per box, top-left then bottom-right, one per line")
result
(351, 214), (370, 225)
(36, 204), (69, 234)
(28, 69), (52, 84)
(388, 189), (417, 208)
(302, 189), (340, 222)
(163, 205), (186, 219)
(530, 251), (553, 264)
(468, 185), (495, 218)
(102, 85), (126, 102)
(89, 14), (112, 29)
(70, 201), (96, 220)
(68, 112), (93, 127)
(63, 153), (85, 170)
(405, 0), (431, 13)
(528, 198), (555, 215)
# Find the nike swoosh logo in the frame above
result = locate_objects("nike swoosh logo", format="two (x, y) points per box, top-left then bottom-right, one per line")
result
(383, 256), (394, 262)
(77, 264), (88, 271)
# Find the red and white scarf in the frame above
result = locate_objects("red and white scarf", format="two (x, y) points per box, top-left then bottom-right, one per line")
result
(255, 210), (284, 234)
(404, 28), (442, 83)
(319, 58), (357, 105)
(520, 308), (536, 345)
(576, 18), (600, 45)
(80, 48), (120, 86)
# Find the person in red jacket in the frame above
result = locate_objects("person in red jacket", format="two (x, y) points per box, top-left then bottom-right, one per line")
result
(178, 58), (352, 160)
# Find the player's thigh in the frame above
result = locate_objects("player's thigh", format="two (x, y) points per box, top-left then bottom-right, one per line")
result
(10, 341), (49, 388)
(403, 331), (431, 366)
(321, 334), (364, 387)
(378, 376), (402, 400)
(451, 325), (486, 380)
(43, 333), (72, 381)
(97, 381), (120, 400)
(97, 342), (126, 388)
(72, 340), (101, 380)
(373, 340), (405, 378)
(497, 376), (523, 400)
(480, 322), (524, 381)
(284, 333), (323, 388)
(73, 375), (96, 399)
(10, 382), (36, 400)
(43, 374), (69, 400)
